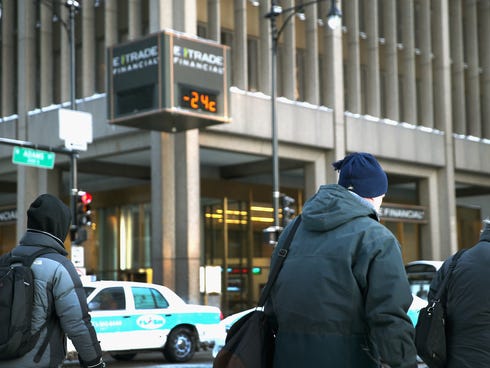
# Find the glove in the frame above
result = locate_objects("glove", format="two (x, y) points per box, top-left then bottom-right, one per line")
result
(87, 360), (106, 368)
(84, 358), (106, 368)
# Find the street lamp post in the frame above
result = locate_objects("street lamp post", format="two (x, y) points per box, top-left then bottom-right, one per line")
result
(265, 0), (341, 235)
(64, 0), (81, 242)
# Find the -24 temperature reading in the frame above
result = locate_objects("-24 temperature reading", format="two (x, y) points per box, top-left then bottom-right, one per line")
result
(180, 86), (218, 113)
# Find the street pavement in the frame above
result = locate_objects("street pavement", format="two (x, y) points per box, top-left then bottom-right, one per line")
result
(62, 350), (214, 367)
(62, 350), (428, 367)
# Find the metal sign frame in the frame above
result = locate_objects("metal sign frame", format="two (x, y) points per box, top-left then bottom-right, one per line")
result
(107, 29), (231, 132)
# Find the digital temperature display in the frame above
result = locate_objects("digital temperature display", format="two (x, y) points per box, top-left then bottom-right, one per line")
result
(179, 86), (218, 114)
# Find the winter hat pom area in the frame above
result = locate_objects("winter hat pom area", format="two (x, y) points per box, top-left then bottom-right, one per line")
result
(332, 152), (388, 198)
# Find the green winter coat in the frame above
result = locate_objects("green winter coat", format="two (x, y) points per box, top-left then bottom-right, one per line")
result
(268, 184), (417, 368)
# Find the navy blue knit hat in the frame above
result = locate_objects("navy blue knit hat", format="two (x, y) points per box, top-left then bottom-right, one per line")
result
(332, 152), (388, 197)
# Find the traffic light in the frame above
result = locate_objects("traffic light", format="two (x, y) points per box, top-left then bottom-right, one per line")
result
(280, 194), (295, 227)
(263, 225), (282, 247)
(77, 191), (93, 228)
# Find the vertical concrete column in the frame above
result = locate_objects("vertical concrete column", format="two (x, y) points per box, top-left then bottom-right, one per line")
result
(366, 0), (380, 117)
(321, 1), (345, 164)
(151, 132), (176, 290)
(481, 1), (490, 139)
(173, 0), (196, 33)
(304, 154), (327, 199)
(18, 1), (36, 112)
(150, 0), (175, 290)
(432, 0), (458, 257)
(382, 0), (399, 121)
(282, 0), (296, 100)
(207, 0), (221, 42)
(173, 0), (200, 304)
(304, 4), (319, 104)
(418, 0), (434, 128)
(322, 0), (335, 109)
(82, 0), (96, 97)
(1, 0), (15, 116)
(418, 174), (442, 260)
(258, 0), (271, 94)
(149, 0), (201, 303)
(16, 0), (39, 240)
(128, 0), (142, 40)
(60, 5), (70, 103)
(345, 0), (361, 113)
(174, 130), (201, 303)
(38, 169), (62, 198)
(464, 0), (481, 137)
(40, 2), (53, 106)
(401, 0), (417, 124)
(149, 0), (172, 30)
(449, 0), (465, 134)
(233, 0), (248, 90)
(105, 0), (118, 47)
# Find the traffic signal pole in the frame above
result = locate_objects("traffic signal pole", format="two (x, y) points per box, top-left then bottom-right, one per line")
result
(69, 151), (79, 242)
(67, 0), (80, 242)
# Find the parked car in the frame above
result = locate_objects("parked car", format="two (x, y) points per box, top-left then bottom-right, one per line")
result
(407, 293), (428, 326)
(67, 281), (222, 363)
(212, 308), (255, 358)
(405, 260), (443, 301)
(212, 294), (427, 359)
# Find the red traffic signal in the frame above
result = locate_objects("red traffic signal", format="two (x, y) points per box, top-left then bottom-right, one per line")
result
(78, 191), (92, 205)
(77, 191), (93, 228)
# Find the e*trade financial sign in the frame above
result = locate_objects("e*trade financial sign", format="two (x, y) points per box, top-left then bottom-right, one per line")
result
(107, 29), (231, 133)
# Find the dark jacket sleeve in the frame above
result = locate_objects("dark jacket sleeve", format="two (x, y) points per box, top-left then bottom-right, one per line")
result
(51, 256), (103, 366)
(363, 232), (418, 368)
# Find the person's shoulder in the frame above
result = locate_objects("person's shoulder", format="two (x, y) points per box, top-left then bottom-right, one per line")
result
(363, 217), (396, 237)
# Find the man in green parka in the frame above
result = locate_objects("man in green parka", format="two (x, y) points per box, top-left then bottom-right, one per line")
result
(268, 152), (417, 368)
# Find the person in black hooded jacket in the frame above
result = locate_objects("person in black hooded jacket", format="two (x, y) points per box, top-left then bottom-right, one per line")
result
(427, 219), (490, 368)
(0, 194), (105, 368)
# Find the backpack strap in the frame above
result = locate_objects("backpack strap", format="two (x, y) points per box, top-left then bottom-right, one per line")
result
(33, 317), (56, 363)
(14, 247), (60, 363)
(434, 248), (467, 302)
(257, 215), (302, 307)
(10, 247), (57, 267)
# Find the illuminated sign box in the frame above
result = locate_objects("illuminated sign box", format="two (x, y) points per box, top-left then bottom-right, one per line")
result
(107, 29), (231, 132)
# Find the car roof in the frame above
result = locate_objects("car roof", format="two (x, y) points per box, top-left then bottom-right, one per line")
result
(82, 280), (187, 304)
(405, 260), (444, 281)
(405, 260), (443, 272)
(83, 280), (162, 288)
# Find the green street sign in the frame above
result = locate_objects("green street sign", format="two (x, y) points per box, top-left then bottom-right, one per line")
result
(12, 146), (56, 169)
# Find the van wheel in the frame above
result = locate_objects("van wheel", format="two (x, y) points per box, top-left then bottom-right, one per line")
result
(163, 326), (196, 362)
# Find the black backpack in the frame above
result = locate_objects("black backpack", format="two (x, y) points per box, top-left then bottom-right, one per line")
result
(0, 247), (54, 360)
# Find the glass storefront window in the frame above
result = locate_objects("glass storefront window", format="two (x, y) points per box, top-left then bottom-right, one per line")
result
(202, 198), (276, 315)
